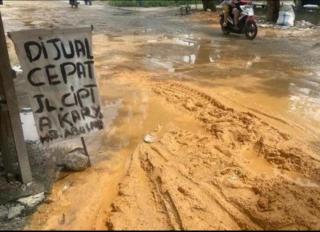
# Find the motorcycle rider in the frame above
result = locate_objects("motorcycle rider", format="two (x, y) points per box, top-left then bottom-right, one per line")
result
(222, 0), (241, 30)
(220, 0), (257, 39)
(70, 0), (78, 8)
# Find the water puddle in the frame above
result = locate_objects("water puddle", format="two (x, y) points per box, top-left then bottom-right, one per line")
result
(288, 70), (320, 122)
(142, 36), (218, 70)
(112, 11), (136, 16)
(140, 33), (320, 139)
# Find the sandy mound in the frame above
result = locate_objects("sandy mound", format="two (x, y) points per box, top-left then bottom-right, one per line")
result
(106, 81), (320, 230)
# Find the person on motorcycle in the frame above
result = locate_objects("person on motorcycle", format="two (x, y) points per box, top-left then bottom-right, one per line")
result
(222, 0), (241, 30)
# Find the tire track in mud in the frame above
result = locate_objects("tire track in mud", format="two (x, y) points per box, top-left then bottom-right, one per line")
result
(152, 81), (320, 181)
(105, 145), (173, 230)
(105, 80), (320, 230)
(149, 143), (261, 230)
(147, 142), (263, 230)
(140, 153), (184, 230)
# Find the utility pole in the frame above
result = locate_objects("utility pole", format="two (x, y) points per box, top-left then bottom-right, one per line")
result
(0, 12), (32, 184)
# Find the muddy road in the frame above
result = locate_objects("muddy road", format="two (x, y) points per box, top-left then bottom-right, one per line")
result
(1, 1), (320, 230)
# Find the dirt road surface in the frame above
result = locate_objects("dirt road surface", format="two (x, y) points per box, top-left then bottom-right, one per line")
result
(1, 1), (320, 230)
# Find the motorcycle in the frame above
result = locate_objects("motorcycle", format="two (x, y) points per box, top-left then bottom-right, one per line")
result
(219, 3), (258, 40)
(70, 0), (79, 8)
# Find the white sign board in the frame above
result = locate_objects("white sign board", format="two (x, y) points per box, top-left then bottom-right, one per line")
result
(9, 27), (103, 144)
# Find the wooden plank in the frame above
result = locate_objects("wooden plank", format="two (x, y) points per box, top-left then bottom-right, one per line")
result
(0, 12), (32, 183)
(0, 100), (18, 175)
(0, 16), (18, 176)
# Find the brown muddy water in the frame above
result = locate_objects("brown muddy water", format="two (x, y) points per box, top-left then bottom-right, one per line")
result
(1, 1), (320, 230)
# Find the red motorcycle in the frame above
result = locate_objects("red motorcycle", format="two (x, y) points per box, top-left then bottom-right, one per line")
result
(220, 0), (258, 40)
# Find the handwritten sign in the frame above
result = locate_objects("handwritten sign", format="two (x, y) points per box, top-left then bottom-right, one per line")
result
(9, 27), (103, 144)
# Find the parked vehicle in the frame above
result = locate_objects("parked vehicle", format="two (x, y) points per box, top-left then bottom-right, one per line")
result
(302, 0), (320, 5)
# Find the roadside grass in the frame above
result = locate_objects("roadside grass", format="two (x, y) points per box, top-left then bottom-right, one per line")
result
(108, 0), (203, 7)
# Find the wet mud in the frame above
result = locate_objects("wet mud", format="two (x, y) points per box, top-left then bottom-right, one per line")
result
(107, 81), (320, 230)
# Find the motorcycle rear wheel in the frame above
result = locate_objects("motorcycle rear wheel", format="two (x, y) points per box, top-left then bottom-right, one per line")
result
(245, 21), (258, 40)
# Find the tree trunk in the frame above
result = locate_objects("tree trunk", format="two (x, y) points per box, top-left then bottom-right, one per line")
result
(202, 0), (216, 11)
(267, 0), (280, 23)
(294, 0), (303, 9)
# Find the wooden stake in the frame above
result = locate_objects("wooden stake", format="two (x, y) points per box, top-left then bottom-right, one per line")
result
(0, 12), (32, 183)
(81, 137), (91, 167)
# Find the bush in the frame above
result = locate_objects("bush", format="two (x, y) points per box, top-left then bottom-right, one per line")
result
(108, 0), (203, 7)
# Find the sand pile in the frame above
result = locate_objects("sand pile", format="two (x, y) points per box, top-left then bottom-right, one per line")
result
(106, 81), (320, 230)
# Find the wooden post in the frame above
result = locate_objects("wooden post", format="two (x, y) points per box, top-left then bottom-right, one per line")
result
(0, 12), (32, 183)
(0, 98), (18, 175)
(81, 137), (91, 167)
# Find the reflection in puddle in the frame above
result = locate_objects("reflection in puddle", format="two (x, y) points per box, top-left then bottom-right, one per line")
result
(147, 39), (158, 43)
(143, 36), (218, 67)
(174, 37), (196, 47)
(288, 69), (320, 123)
(182, 54), (196, 64)
(289, 82), (320, 121)
(246, 55), (261, 69)
(146, 57), (175, 72)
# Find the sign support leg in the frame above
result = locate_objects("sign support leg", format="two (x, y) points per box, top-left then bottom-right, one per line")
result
(81, 137), (91, 167)
(0, 13), (32, 184)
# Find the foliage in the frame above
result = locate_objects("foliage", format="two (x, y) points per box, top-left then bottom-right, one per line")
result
(108, 0), (203, 7)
